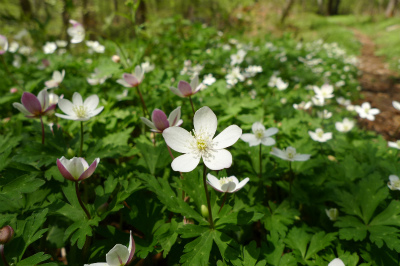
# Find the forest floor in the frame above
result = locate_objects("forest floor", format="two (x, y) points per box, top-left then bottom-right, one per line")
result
(353, 29), (400, 141)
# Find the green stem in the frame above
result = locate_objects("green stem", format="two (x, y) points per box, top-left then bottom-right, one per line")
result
(80, 121), (84, 157)
(203, 164), (214, 229)
(259, 144), (262, 179)
(40, 116), (45, 145)
(289, 161), (295, 207)
(188, 96), (195, 116)
(0, 245), (9, 266)
(136, 85), (149, 117)
(218, 193), (228, 214)
(1, 55), (23, 91)
(75, 181), (91, 220)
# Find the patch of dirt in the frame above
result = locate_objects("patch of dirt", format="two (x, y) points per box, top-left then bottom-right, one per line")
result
(353, 30), (400, 140)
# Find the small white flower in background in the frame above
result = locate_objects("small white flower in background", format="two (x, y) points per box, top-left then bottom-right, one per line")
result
(311, 96), (325, 106)
(270, 146), (311, 162)
(84, 231), (135, 266)
(280, 98), (287, 104)
(86, 40), (105, 53)
(56, 40), (68, 48)
(222, 44), (231, 51)
(241, 122), (278, 147)
(313, 84), (334, 99)
(141, 107), (183, 133)
(43, 42), (57, 54)
(140, 61), (155, 73)
(162, 106), (242, 172)
(117, 65), (145, 88)
(202, 74), (216, 86)
(275, 78), (289, 91)
(116, 89), (128, 101)
(244, 65), (262, 78)
(56, 92), (104, 121)
(346, 105), (355, 111)
(12, 55), (21, 68)
(325, 208), (339, 221)
(48, 92), (61, 105)
(8, 41), (19, 53)
(0, 35), (8, 54)
(249, 89), (257, 100)
(111, 55), (120, 63)
(328, 258), (345, 266)
(393, 100), (400, 111)
(87, 68), (110, 86)
(388, 140), (400, 150)
(388, 175), (400, 190)
(293, 101), (312, 110)
(335, 118), (355, 133)
(45, 70), (65, 88)
(226, 67), (245, 87)
(230, 49), (246, 65)
(309, 128), (332, 142)
(68, 20), (85, 44)
(207, 174), (249, 193)
(336, 97), (351, 106)
(19, 46), (32, 56)
(335, 80), (345, 87)
(355, 102), (380, 121)
(317, 109), (332, 119)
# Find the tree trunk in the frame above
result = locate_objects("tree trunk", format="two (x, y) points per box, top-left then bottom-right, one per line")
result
(281, 0), (295, 24)
(386, 0), (398, 17)
(19, 0), (32, 20)
(317, 0), (325, 15)
(327, 0), (341, 15)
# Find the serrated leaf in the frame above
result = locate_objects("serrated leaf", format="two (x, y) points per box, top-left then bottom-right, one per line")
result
(213, 230), (241, 263)
(243, 241), (259, 266)
(335, 216), (367, 241)
(155, 219), (179, 258)
(216, 210), (264, 227)
(64, 217), (100, 249)
(178, 224), (209, 238)
(180, 230), (214, 266)
(262, 201), (299, 237)
(17, 252), (52, 266)
(305, 231), (337, 260)
(284, 227), (311, 259)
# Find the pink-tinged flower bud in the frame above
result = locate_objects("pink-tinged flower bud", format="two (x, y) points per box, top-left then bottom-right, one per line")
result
(9, 88), (18, 94)
(170, 75), (203, 98)
(116, 66), (144, 88)
(57, 157), (100, 182)
(140, 106), (183, 133)
(112, 55), (120, 63)
(12, 89), (57, 118)
(0, 226), (14, 244)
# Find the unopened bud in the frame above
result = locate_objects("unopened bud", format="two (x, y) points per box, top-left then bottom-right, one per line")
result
(112, 55), (120, 63)
(201, 205), (209, 218)
(67, 148), (75, 158)
(0, 226), (14, 244)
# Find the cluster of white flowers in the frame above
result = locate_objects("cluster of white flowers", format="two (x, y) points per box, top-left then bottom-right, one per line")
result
(180, 60), (204, 78)
(244, 65), (262, 78)
(86, 41), (105, 54)
(87, 68), (110, 86)
(230, 49), (246, 65)
(225, 67), (245, 88)
(268, 74), (288, 91)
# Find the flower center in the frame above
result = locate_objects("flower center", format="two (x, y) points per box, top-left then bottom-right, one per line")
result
(393, 180), (400, 189)
(219, 177), (234, 185)
(364, 107), (370, 113)
(190, 129), (214, 160)
(254, 129), (264, 139)
(317, 130), (324, 138)
(287, 151), (294, 159)
(73, 105), (88, 118)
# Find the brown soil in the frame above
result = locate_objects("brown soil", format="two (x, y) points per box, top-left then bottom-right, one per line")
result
(353, 30), (400, 140)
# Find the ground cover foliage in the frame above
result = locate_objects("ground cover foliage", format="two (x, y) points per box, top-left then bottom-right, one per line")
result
(1, 16), (399, 266)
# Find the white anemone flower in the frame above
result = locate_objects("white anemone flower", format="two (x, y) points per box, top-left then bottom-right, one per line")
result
(45, 70), (65, 88)
(325, 208), (339, 221)
(43, 42), (57, 54)
(355, 102), (380, 121)
(68, 20), (85, 44)
(207, 174), (249, 193)
(240, 122), (278, 147)
(388, 175), (400, 190)
(84, 231), (135, 266)
(140, 61), (155, 73)
(317, 109), (332, 119)
(309, 128), (332, 142)
(270, 146), (310, 162)
(56, 92), (104, 121)
(335, 118), (355, 133)
(0, 35), (8, 54)
(313, 84), (334, 99)
(162, 106), (242, 172)
(328, 258), (345, 266)
(393, 100), (400, 111)
(388, 140), (400, 150)
(311, 96), (325, 106)
(293, 101), (312, 110)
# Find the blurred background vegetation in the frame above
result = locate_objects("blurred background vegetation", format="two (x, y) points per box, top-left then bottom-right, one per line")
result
(2, 0), (400, 67)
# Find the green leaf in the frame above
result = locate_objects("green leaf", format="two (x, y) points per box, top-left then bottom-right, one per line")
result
(64, 217), (100, 249)
(335, 216), (368, 242)
(262, 201), (299, 237)
(213, 230), (241, 263)
(305, 231), (337, 260)
(136, 138), (171, 175)
(284, 227), (311, 259)
(243, 241), (260, 266)
(216, 209), (264, 227)
(180, 230), (214, 266)
(17, 252), (52, 266)
(155, 219), (179, 258)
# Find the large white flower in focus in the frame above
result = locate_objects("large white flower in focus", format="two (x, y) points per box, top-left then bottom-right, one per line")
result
(56, 92), (104, 121)
(162, 106), (242, 172)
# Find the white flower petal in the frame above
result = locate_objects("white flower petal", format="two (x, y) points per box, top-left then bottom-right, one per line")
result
(213, 125), (242, 149)
(234, 177), (250, 192)
(194, 106), (217, 137)
(72, 92), (83, 105)
(251, 122), (265, 133)
(293, 154), (311, 161)
(241, 134), (260, 146)
(393, 101), (400, 111)
(163, 127), (194, 153)
(55, 113), (78, 120)
(168, 106), (181, 126)
(206, 174), (221, 190)
(57, 99), (75, 116)
(204, 149), (232, 170)
(263, 127), (279, 137)
(141, 117), (157, 130)
(83, 95), (99, 111)
(261, 137), (275, 146)
(171, 153), (200, 172)
(90, 106), (104, 117)
(328, 258), (345, 266)
(106, 244), (129, 266)
(13, 102), (31, 116)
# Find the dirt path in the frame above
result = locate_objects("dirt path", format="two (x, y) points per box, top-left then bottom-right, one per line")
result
(353, 30), (400, 140)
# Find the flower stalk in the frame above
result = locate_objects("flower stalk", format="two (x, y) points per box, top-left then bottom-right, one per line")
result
(40, 116), (45, 145)
(136, 85), (149, 117)
(203, 164), (214, 229)
(188, 96), (195, 116)
(75, 181), (91, 220)
(218, 193), (228, 214)
(80, 122), (84, 157)
(0, 245), (8, 266)
(259, 144), (262, 179)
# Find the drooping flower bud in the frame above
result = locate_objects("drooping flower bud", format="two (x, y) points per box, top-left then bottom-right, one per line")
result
(0, 226), (14, 244)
